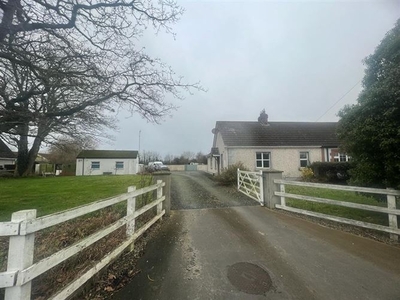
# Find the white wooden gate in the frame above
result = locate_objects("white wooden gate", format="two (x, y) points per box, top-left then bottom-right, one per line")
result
(237, 169), (264, 205)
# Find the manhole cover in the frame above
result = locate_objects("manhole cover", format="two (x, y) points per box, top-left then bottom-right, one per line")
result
(227, 262), (272, 295)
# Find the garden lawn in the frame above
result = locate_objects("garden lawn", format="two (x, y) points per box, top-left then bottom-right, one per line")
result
(0, 175), (151, 221)
(285, 185), (391, 226)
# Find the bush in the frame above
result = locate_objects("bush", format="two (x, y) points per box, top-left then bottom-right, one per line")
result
(0, 170), (14, 178)
(300, 167), (314, 182)
(215, 162), (249, 186)
(310, 162), (352, 183)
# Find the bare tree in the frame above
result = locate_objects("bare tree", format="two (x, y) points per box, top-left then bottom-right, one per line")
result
(164, 153), (174, 164)
(47, 136), (97, 165)
(181, 151), (195, 162)
(0, 0), (201, 176)
(140, 150), (161, 165)
(195, 151), (207, 164)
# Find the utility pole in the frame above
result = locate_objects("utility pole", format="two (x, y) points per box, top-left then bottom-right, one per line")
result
(138, 130), (141, 163)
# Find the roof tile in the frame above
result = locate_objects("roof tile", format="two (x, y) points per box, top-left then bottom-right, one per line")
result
(215, 121), (339, 147)
(0, 140), (15, 158)
(77, 150), (138, 159)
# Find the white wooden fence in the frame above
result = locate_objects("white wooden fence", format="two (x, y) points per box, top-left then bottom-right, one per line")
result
(237, 169), (264, 205)
(274, 180), (400, 240)
(0, 180), (166, 300)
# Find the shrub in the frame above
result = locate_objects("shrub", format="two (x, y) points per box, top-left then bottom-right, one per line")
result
(215, 162), (249, 186)
(300, 167), (314, 182)
(310, 162), (352, 183)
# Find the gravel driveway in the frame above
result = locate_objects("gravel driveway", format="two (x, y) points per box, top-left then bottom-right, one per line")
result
(171, 171), (258, 210)
(112, 171), (400, 300)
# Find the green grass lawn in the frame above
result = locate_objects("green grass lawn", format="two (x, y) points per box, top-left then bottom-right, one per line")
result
(285, 185), (391, 226)
(0, 175), (152, 221)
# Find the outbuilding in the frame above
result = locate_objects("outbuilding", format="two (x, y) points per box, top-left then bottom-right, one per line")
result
(76, 150), (139, 176)
(0, 140), (15, 169)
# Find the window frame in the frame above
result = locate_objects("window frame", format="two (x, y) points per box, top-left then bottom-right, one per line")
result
(299, 151), (309, 168)
(91, 161), (100, 169)
(256, 152), (271, 169)
(115, 161), (124, 169)
(334, 153), (351, 162)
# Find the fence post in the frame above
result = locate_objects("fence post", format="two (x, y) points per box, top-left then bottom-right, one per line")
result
(152, 172), (171, 216)
(157, 180), (163, 219)
(126, 186), (136, 251)
(387, 189), (398, 241)
(5, 209), (36, 300)
(259, 170), (264, 206)
(261, 170), (283, 209)
(237, 169), (240, 190)
(280, 184), (286, 207)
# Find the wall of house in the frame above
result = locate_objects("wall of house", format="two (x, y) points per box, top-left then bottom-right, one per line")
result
(0, 158), (15, 168)
(75, 158), (138, 176)
(207, 132), (227, 174)
(227, 147), (323, 178)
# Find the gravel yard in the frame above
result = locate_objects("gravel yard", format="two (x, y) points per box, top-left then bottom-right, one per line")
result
(171, 171), (258, 210)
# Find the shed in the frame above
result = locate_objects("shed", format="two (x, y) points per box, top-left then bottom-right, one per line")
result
(76, 150), (139, 176)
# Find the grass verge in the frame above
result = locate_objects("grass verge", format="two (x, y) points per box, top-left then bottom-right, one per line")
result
(0, 175), (152, 221)
(285, 185), (393, 226)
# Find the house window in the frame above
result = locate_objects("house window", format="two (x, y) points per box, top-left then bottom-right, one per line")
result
(334, 153), (351, 162)
(300, 152), (309, 168)
(91, 161), (100, 169)
(256, 152), (270, 168)
(115, 161), (124, 169)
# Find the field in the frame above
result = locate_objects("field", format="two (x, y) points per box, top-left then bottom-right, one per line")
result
(0, 174), (156, 299)
(0, 175), (152, 221)
(285, 185), (393, 226)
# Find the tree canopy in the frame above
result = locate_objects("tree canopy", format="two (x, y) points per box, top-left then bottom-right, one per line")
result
(0, 0), (200, 176)
(337, 19), (400, 188)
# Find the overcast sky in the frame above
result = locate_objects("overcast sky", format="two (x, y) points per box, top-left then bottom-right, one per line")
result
(102, 0), (400, 159)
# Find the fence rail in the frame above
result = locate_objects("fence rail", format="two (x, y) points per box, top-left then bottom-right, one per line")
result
(237, 169), (263, 205)
(0, 180), (166, 300)
(274, 179), (400, 240)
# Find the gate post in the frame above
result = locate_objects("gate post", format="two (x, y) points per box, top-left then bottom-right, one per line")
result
(261, 170), (283, 208)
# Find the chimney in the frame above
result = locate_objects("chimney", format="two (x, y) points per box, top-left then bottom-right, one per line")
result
(258, 109), (268, 125)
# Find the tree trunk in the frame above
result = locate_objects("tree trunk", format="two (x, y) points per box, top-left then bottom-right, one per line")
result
(16, 122), (49, 177)
(16, 123), (30, 177)
(21, 136), (43, 176)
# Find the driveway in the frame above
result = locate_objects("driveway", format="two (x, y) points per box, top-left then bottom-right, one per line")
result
(112, 171), (400, 300)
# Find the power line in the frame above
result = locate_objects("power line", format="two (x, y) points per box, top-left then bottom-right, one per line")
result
(315, 80), (361, 122)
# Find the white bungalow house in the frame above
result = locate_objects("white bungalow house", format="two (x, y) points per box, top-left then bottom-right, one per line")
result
(208, 111), (348, 178)
(0, 140), (15, 169)
(76, 150), (139, 176)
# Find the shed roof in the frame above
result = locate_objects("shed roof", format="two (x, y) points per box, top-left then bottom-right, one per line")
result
(215, 121), (339, 147)
(0, 140), (15, 158)
(77, 150), (138, 159)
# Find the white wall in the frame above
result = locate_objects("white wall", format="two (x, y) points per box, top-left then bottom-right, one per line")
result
(207, 130), (333, 177)
(76, 158), (138, 176)
(207, 132), (227, 174)
(0, 158), (15, 168)
(167, 165), (208, 171)
(227, 147), (323, 178)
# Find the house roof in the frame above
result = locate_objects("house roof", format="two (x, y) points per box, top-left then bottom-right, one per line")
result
(215, 121), (339, 147)
(0, 140), (15, 158)
(77, 150), (138, 159)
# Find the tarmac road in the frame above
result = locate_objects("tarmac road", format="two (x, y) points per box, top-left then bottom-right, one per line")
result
(112, 171), (400, 300)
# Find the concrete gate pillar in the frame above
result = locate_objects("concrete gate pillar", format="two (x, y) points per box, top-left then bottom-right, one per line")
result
(262, 170), (283, 208)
